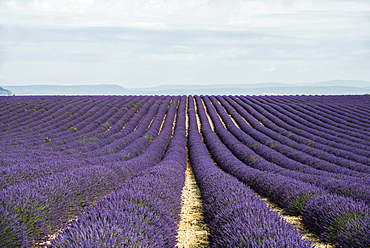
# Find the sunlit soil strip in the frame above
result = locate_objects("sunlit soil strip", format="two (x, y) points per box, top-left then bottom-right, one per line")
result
(36, 216), (78, 247)
(259, 195), (333, 248)
(227, 97), (267, 127)
(211, 97), (242, 129)
(177, 162), (209, 248)
(38, 192), (115, 247)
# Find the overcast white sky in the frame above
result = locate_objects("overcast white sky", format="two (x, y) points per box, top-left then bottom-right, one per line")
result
(1, 0), (370, 88)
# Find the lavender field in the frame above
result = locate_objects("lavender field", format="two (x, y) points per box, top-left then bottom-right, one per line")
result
(1, 95), (370, 247)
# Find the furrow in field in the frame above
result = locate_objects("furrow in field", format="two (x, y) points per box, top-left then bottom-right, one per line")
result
(177, 162), (209, 248)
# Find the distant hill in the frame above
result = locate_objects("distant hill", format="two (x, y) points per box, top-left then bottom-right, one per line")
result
(3, 80), (370, 95)
(144, 82), (288, 90)
(151, 86), (368, 95)
(0, 87), (12, 95)
(298, 80), (370, 88)
(127, 80), (370, 95)
(3, 84), (127, 95)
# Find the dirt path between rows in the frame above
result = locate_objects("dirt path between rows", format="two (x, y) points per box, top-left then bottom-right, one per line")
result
(259, 195), (333, 248)
(176, 162), (209, 247)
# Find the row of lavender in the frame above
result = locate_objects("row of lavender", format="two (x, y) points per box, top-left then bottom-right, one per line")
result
(1, 94), (370, 247)
(1, 96), (156, 160)
(48, 96), (188, 247)
(1, 96), (138, 168)
(239, 96), (370, 154)
(188, 96), (313, 247)
(0, 95), (185, 246)
(208, 96), (370, 203)
(2, 95), (308, 247)
(1, 96), (170, 188)
(193, 95), (370, 247)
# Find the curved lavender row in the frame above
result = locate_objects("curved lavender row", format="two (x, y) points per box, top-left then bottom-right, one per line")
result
(0, 97), (39, 119)
(285, 103), (370, 137)
(1, 96), (161, 177)
(0, 96), (181, 247)
(79, 96), (172, 158)
(326, 103), (370, 126)
(0, 98), (104, 143)
(0, 97), (157, 166)
(239, 95), (370, 150)
(32, 96), (136, 142)
(0, 160), (91, 189)
(188, 96), (312, 248)
(1, 99), (97, 165)
(195, 96), (370, 247)
(1, 97), (79, 140)
(289, 99), (370, 129)
(0, 97), (178, 189)
(1, 96), (143, 147)
(1, 96), (137, 144)
(0, 96), (97, 123)
(1, 100), (77, 136)
(302, 194), (370, 247)
(4, 97), (157, 169)
(105, 97), (184, 180)
(70, 97), (143, 136)
(88, 97), (178, 163)
(243, 96), (370, 149)
(1, 100), (93, 140)
(201, 97), (370, 204)
(257, 95), (370, 126)
(63, 97), (158, 155)
(49, 161), (185, 248)
(1, 96), (75, 125)
(213, 96), (370, 172)
(259, 99), (370, 146)
(79, 97), (165, 158)
(203, 96), (369, 179)
(304, 103), (370, 128)
(234, 96), (370, 155)
(0, 97), (145, 165)
(222, 96), (370, 167)
(55, 96), (153, 155)
(1, 99), (65, 128)
(5, 96), (155, 158)
(195, 95), (325, 214)
(1, 96), (93, 135)
(259, 101), (370, 158)
(336, 101), (370, 119)
(43, 96), (147, 144)
(49, 96), (187, 248)
(90, 97), (149, 135)
(1, 101), (102, 144)
(105, 96), (183, 180)
(255, 94), (370, 106)
(1, 96), (135, 133)
(0, 165), (122, 247)
(29, 97), (115, 131)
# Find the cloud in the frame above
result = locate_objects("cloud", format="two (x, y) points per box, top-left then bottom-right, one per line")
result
(1, 0), (369, 34)
(0, 0), (369, 86)
(351, 49), (370, 55)
(262, 67), (276, 72)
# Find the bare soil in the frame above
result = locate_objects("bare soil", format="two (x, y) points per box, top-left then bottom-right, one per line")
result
(176, 163), (209, 247)
(259, 195), (333, 248)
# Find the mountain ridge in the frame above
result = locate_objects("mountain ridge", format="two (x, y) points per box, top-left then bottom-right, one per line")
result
(2, 80), (369, 95)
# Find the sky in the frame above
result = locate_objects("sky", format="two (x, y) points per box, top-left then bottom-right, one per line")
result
(0, 0), (370, 88)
